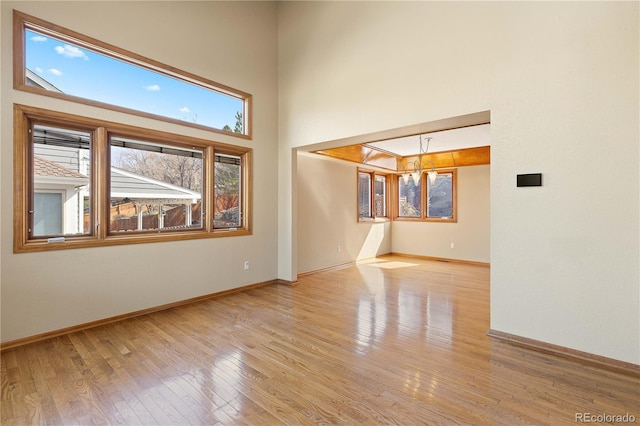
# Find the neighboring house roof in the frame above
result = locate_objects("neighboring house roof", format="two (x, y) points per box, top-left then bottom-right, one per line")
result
(33, 156), (89, 187)
(34, 156), (87, 179)
(111, 167), (201, 201)
(26, 68), (63, 92)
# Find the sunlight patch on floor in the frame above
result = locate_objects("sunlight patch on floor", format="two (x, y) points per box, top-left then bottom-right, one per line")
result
(360, 260), (419, 269)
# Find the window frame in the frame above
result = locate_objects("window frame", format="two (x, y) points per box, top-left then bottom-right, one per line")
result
(13, 10), (252, 139)
(357, 171), (372, 220)
(425, 170), (457, 221)
(14, 104), (252, 253)
(393, 169), (457, 223)
(373, 174), (387, 218)
(357, 168), (389, 222)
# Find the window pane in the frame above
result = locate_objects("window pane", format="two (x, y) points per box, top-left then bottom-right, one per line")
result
(25, 28), (245, 133)
(427, 173), (453, 218)
(215, 155), (242, 228)
(374, 175), (386, 217)
(398, 178), (421, 217)
(358, 172), (371, 219)
(32, 125), (91, 238)
(33, 192), (62, 235)
(110, 138), (203, 232)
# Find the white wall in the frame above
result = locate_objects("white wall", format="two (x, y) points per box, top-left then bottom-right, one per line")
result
(1, 1), (279, 343)
(278, 2), (639, 364)
(392, 165), (490, 263)
(297, 153), (392, 273)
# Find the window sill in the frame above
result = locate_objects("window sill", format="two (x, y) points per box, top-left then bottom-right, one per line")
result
(425, 217), (457, 223)
(394, 217), (457, 223)
(14, 228), (251, 253)
(393, 217), (423, 222)
(358, 217), (390, 223)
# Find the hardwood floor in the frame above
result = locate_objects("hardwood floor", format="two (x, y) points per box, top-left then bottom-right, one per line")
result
(2, 255), (638, 425)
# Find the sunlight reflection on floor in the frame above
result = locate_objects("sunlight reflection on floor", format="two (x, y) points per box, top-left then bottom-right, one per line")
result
(359, 260), (419, 269)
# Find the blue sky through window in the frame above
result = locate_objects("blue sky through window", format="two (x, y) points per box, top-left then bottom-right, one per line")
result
(25, 29), (243, 131)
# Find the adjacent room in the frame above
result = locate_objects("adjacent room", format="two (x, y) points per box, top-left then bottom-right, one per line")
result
(1, 1), (638, 424)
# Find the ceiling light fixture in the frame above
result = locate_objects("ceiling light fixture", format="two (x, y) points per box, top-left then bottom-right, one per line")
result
(401, 135), (438, 186)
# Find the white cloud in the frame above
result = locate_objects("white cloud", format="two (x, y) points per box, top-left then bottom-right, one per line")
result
(48, 68), (63, 76)
(30, 35), (47, 42)
(179, 106), (190, 113)
(35, 67), (44, 74)
(145, 84), (161, 92)
(54, 44), (89, 60)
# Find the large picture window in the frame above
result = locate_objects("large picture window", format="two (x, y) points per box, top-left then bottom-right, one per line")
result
(396, 170), (457, 222)
(110, 138), (204, 233)
(14, 105), (252, 253)
(14, 10), (251, 138)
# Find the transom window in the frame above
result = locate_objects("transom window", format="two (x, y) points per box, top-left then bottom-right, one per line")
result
(14, 104), (252, 253)
(396, 170), (457, 222)
(14, 10), (251, 137)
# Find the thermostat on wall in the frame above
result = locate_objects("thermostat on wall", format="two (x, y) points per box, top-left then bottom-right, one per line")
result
(517, 173), (542, 187)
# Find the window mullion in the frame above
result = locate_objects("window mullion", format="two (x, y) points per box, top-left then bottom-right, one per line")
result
(204, 146), (215, 232)
(95, 127), (109, 239)
(13, 110), (30, 250)
(422, 174), (428, 220)
(369, 172), (375, 219)
(242, 151), (251, 232)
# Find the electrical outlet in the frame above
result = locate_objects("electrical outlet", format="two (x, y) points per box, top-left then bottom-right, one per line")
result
(337, 245), (341, 253)
(243, 260), (250, 270)
(450, 242), (455, 249)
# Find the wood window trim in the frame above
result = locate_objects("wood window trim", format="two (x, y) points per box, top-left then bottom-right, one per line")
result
(13, 10), (252, 139)
(393, 169), (458, 223)
(357, 168), (390, 223)
(426, 169), (457, 222)
(14, 104), (252, 253)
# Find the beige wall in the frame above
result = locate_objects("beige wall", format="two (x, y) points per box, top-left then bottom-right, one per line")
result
(279, 2), (639, 364)
(0, 1), (279, 343)
(392, 165), (490, 263)
(296, 155), (489, 273)
(297, 153), (392, 274)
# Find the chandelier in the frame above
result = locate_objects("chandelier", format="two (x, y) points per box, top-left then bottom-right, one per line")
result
(400, 134), (438, 186)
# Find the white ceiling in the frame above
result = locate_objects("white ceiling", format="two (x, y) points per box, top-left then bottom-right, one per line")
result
(365, 123), (490, 156)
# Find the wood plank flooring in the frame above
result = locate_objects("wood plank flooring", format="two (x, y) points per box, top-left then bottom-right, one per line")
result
(2, 255), (639, 425)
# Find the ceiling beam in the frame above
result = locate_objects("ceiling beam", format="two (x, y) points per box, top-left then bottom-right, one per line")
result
(313, 144), (398, 170)
(314, 145), (490, 172)
(398, 146), (490, 171)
